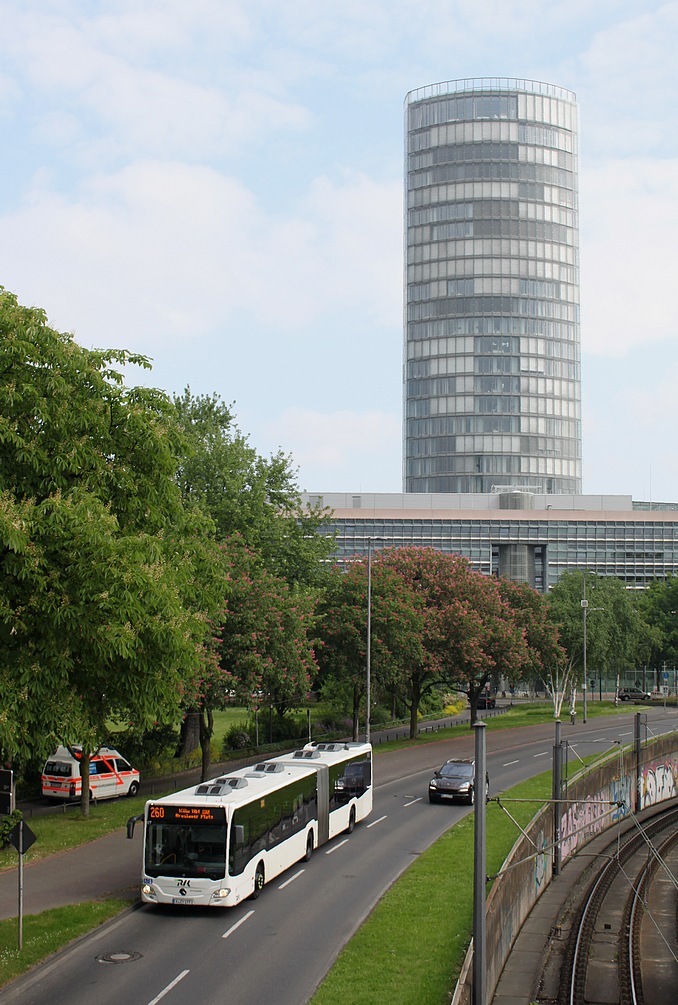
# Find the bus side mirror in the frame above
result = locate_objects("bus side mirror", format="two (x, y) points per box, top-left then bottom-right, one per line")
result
(234, 824), (245, 844)
(126, 814), (144, 839)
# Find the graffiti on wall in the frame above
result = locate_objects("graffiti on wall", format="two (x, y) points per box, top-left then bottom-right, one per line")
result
(534, 829), (547, 890)
(560, 775), (632, 860)
(640, 757), (678, 810)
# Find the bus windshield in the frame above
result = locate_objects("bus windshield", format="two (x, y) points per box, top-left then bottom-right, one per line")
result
(145, 818), (227, 881)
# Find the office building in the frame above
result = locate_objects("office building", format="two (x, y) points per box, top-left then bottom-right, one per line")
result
(302, 492), (678, 592)
(404, 78), (581, 494)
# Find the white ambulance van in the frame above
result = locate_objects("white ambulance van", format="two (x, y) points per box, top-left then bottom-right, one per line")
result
(41, 745), (140, 801)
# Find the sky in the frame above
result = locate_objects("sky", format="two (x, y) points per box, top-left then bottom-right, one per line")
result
(1, 1), (677, 501)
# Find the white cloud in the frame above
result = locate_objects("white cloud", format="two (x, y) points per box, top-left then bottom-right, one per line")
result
(259, 407), (402, 492)
(580, 157), (678, 356)
(0, 161), (402, 351)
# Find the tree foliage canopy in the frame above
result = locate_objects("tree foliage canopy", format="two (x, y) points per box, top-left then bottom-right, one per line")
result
(0, 289), (222, 799)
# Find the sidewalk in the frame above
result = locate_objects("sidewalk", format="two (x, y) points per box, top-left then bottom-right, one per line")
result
(0, 825), (142, 921)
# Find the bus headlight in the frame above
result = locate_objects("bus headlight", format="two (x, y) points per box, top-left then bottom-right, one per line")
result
(142, 883), (154, 896)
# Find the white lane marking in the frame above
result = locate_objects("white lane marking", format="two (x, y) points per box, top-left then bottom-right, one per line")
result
(503, 760), (519, 766)
(222, 909), (255, 939)
(325, 839), (349, 855)
(404, 797), (423, 806)
(278, 869), (304, 890)
(533, 751), (549, 758)
(366, 814), (388, 828)
(147, 970), (190, 1004)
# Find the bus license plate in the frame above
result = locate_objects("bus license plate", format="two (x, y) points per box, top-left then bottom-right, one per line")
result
(172, 897), (193, 905)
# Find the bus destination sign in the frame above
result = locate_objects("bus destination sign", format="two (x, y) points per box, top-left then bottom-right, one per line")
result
(148, 804), (226, 825)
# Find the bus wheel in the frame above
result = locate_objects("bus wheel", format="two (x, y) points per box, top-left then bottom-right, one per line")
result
(251, 862), (265, 899)
(304, 831), (314, 861)
(347, 807), (356, 834)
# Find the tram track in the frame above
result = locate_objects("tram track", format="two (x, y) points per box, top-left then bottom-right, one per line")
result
(551, 804), (678, 1005)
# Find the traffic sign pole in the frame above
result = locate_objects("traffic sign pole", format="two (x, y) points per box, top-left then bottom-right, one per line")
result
(18, 821), (23, 950)
(8, 820), (37, 950)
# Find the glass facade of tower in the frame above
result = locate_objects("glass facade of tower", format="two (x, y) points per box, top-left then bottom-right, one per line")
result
(404, 78), (582, 494)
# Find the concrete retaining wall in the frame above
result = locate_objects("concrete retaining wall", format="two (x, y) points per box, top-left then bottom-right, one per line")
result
(452, 728), (678, 1005)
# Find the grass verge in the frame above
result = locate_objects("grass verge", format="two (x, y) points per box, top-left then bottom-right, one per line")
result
(310, 772), (552, 1005)
(0, 900), (130, 987)
(0, 793), (162, 870)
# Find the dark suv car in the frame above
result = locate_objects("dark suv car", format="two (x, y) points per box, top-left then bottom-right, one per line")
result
(618, 687), (651, 701)
(428, 758), (489, 805)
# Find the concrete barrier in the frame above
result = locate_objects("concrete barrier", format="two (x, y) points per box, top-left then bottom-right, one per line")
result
(452, 729), (678, 1005)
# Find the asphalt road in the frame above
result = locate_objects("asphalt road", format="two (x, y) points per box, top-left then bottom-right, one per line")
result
(2, 708), (675, 1005)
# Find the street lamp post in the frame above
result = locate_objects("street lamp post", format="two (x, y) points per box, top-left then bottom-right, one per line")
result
(366, 539), (372, 744)
(581, 573), (603, 724)
(581, 592), (588, 724)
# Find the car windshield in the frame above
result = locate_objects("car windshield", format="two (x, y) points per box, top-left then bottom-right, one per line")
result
(440, 763), (473, 779)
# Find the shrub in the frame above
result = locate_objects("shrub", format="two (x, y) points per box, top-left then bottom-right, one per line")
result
(112, 723), (180, 770)
(0, 809), (22, 850)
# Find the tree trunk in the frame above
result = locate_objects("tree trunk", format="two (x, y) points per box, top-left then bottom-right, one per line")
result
(199, 705), (213, 782)
(177, 708), (201, 757)
(409, 677), (421, 739)
(79, 748), (90, 819)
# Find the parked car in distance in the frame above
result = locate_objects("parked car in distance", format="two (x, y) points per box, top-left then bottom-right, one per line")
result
(476, 695), (496, 709)
(42, 745), (140, 801)
(428, 758), (489, 805)
(618, 687), (651, 701)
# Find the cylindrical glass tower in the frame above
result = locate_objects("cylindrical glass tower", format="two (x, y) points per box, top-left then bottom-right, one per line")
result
(403, 78), (581, 494)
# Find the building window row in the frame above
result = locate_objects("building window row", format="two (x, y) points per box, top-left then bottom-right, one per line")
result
(408, 276), (578, 303)
(409, 180), (576, 210)
(408, 142), (574, 173)
(408, 199), (575, 228)
(408, 237), (576, 266)
(408, 295), (578, 323)
(407, 332), (579, 359)
(406, 392), (580, 419)
(408, 257), (578, 284)
(408, 161), (574, 190)
(413, 218), (576, 244)
(408, 116), (574, 152)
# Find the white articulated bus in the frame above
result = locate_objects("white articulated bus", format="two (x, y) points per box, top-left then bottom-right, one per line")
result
(129, 741), (372, 908)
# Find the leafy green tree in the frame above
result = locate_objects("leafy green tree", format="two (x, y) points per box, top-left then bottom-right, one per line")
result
(314, 559), (427, 740)
(547, 570), (650, 709)
(636, 575), (678, 672)
(498, 579), (566, 715)
(0, 288), (223, 812)
(216, 535), (318, 732)
(170, 389), (335, 770)
(172, 388), (334, 587)
(377, 548), (535, 731)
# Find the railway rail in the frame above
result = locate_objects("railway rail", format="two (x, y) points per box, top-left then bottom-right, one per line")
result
(536, 804), (678, 1005)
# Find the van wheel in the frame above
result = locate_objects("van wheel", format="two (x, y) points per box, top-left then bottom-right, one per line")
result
(347, 807), (356, 834)
(468, 787), (475, 806)
(304, 832), (314, 861)
(128, 781), (139, 797)
(251, 862), (265, 899)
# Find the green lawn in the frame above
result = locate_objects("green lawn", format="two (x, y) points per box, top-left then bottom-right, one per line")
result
(311, 773), (552, 1005)
(0, 901), (130, 987)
